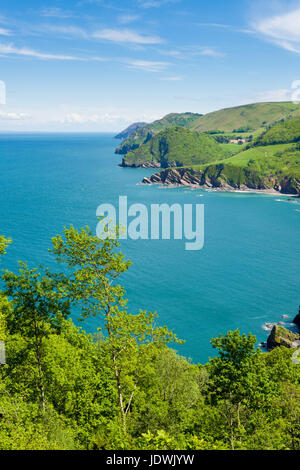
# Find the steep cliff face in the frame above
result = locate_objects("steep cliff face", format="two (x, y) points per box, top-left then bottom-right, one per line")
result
(279, 176), (300, 195)
(142, 165), (300, 195)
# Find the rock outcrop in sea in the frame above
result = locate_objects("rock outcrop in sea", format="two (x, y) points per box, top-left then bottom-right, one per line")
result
(293, 307), (300, 329)
(267, 324), (300, 351)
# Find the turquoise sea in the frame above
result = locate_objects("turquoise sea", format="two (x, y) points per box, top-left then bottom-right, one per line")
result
(0, 133), (299, 363)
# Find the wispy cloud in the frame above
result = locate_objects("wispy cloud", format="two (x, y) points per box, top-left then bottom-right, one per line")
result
(159, 76), (182, 81)
(118, 14), (140, 25)
(137, 0), (181, 8)
(199, 48), (226, 58)
(0, 42), (106, 61)
(59, 113), (104, 124)
(197, 23), (253, 35)
(160, 46), (226, 59)
(198, 23), (232, 29)
(0, 27), (11, 36)
(254, 88), (293, 102)
(0, 43), (80, 60)
(125, 59), (169, 72)
(0, 111), (31, 120)
(252, 6), (300, 54)
(40, 7), (76, 18)
(42, 25), (89, 39)
(93, 28), (163, 44)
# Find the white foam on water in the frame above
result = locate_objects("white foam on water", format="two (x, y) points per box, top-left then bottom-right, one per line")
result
(262, 322), (275, 332)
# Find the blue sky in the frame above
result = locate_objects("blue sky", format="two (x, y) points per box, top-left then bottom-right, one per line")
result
(0, 0), (300, 131)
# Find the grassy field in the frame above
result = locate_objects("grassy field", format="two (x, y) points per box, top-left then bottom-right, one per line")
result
(190, 102), (300, 133)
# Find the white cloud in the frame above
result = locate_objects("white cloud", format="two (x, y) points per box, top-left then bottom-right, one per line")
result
(138, 0), (180, 8)
(198, 23), (232, 29)
(0, 42), (79, 60)
(0, 27), (11, 36)
(93, 28), (163, 44)
(198, 48), (226, 58)
(159, 76), (182, 81)
(0, 42), (106, 62)
(42, 25), (88, 38)
(161, 46), (225, 59)
(254, 88), (292, 102)
(58, 111), (155, 126)
(125, 59), (169, 72)
(59, 113), (103, 124)
(40, 7), (75, 18)
(118, 14), (140, 25)
(253, 6), (300, 54)
(0, 111), (31, 120)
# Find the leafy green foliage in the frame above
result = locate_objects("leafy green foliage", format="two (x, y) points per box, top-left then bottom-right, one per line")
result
(254, 117), (300, 146)
(0, 229), (299, 450)
(0, 236), (11, 257)
(122, 126), (230, 167)
(115, 113), (202, 155)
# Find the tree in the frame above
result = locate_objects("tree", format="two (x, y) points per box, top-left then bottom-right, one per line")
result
(208, 330), (274, 449)
(0, 236), (11, 343)
(2, 263), (70, 411)
(50, 225), (182, 435)
(0, 236), (11, 257)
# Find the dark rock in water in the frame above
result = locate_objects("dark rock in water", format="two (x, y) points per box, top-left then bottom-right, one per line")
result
(293, 307), (300, 328)
(267, 324), (300, 351)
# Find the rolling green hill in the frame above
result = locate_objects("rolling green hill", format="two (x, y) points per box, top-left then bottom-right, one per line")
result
(254, 116), (300, 146)
(117, 102), (300, 156)
(190, 102), (300, 133)
(115, 122), (147, 140)
(120, 126), (229, 168)
(142, 138), (300, 194)
(115, 112), (202, 154)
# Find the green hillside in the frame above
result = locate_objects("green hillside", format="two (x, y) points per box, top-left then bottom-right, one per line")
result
(190, 102), (300, 133)
(197, 142), (300, 192)
(121, 126), (229, 168)
(117, 102), (300, 156)
(115, 112), (202, 154)
(254, 117), (300, 146)
(143, 139), (300, 194)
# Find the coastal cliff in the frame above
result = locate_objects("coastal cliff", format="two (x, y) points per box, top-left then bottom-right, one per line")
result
(142, 165), (300, 194)
(294, 308), (300, 328)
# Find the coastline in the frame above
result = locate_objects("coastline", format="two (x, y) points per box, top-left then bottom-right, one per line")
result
(140, 180), (299, 198)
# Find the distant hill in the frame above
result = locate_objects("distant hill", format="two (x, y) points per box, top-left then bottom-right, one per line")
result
(190, 102), (300, 133)
(141, 115), (300, 195)
(115, 112), (203, 154)
(115, 122), (147, 140)
(120, 126), (229, 168)
(143, 143), (300, 194)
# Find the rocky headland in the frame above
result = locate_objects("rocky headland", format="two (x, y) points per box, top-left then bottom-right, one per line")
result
(266, 307), (300, 352)
(141, 166), (300, 195)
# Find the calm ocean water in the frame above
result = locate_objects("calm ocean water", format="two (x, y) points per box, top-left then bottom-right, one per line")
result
(0, 133), (299, 363)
